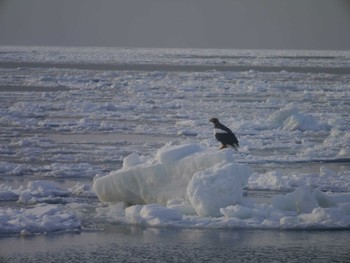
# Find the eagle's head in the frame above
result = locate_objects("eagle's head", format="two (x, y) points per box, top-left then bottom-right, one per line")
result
(209, 118), (219, 124)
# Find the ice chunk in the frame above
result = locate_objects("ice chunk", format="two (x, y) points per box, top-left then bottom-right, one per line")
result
(220, 205), (253, 219)
(0, 204), (80, 234)
(298, 207), (347, 227)
(271, 186), (337, 214)
(18, 180), (70, 204)
(248, 170), (294, 191)
(125, 204), (182, 225)
(313, 188), (336, 208)
(122, 153), (142, 168)
(139, 204), (182, 221)
(95, 202), (126, 222)
(187, 163), (251, 217)
(268, 105), (326, 131)
(93, 144), (251, 217)
(167, 199), (196, 215)
(272, 186), (318, 213)
(69, 183), (97, 198)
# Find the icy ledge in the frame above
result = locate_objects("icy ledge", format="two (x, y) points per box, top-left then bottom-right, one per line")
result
(93, 144), (350, 229)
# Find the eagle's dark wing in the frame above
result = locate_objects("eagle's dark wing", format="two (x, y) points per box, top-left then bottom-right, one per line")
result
(215, 123), (239, 147)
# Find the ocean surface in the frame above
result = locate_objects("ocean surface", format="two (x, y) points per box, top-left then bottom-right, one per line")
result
(1, 225), (350, 262)
(0, 46), (349, 262)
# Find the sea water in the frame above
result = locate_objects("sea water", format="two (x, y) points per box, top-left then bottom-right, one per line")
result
(1, 225), (350, 262)
(0, 46), (349, 261)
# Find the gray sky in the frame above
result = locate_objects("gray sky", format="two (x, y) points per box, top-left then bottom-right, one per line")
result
(1, 0), (350, 50)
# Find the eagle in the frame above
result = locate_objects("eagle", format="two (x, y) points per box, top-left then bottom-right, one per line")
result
(210, 118), (239, 149)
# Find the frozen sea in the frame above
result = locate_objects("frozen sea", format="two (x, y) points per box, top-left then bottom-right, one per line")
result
(0, 46), (350, 262)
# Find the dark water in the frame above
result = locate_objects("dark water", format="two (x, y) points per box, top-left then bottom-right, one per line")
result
(1, 225), (349, 263)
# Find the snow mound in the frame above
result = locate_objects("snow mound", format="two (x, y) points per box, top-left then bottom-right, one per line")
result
(187, 163), (250, 217)
(268, 105), (327, 131)
(93, 144), (251, 217)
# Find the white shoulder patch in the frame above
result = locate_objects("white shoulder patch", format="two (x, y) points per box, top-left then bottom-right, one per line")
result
(214, 128), (228, 134)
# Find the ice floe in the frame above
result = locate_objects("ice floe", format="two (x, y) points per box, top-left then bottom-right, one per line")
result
(0, 181), (95, 234)
(0, 204), (81, 235)
(0, 47), (349, 233)
(93, 143), (251, 213)
(93, 144), (350, 229)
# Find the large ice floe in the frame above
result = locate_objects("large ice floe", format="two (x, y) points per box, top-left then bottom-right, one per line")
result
(94, 144), (251, 217)
(93, 144), (350, 229)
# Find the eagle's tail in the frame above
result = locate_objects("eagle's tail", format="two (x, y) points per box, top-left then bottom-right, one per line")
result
(230, 142), (239, 149)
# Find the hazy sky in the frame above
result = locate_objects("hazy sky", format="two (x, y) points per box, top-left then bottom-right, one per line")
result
(1, 0), (350, 50)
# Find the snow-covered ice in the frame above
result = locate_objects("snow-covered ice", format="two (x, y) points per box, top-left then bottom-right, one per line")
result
(0, 46), (349, 234)
(93, 144), (251, 217)
(93, 143), (350, 229)
(0, 204), (81, 235)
